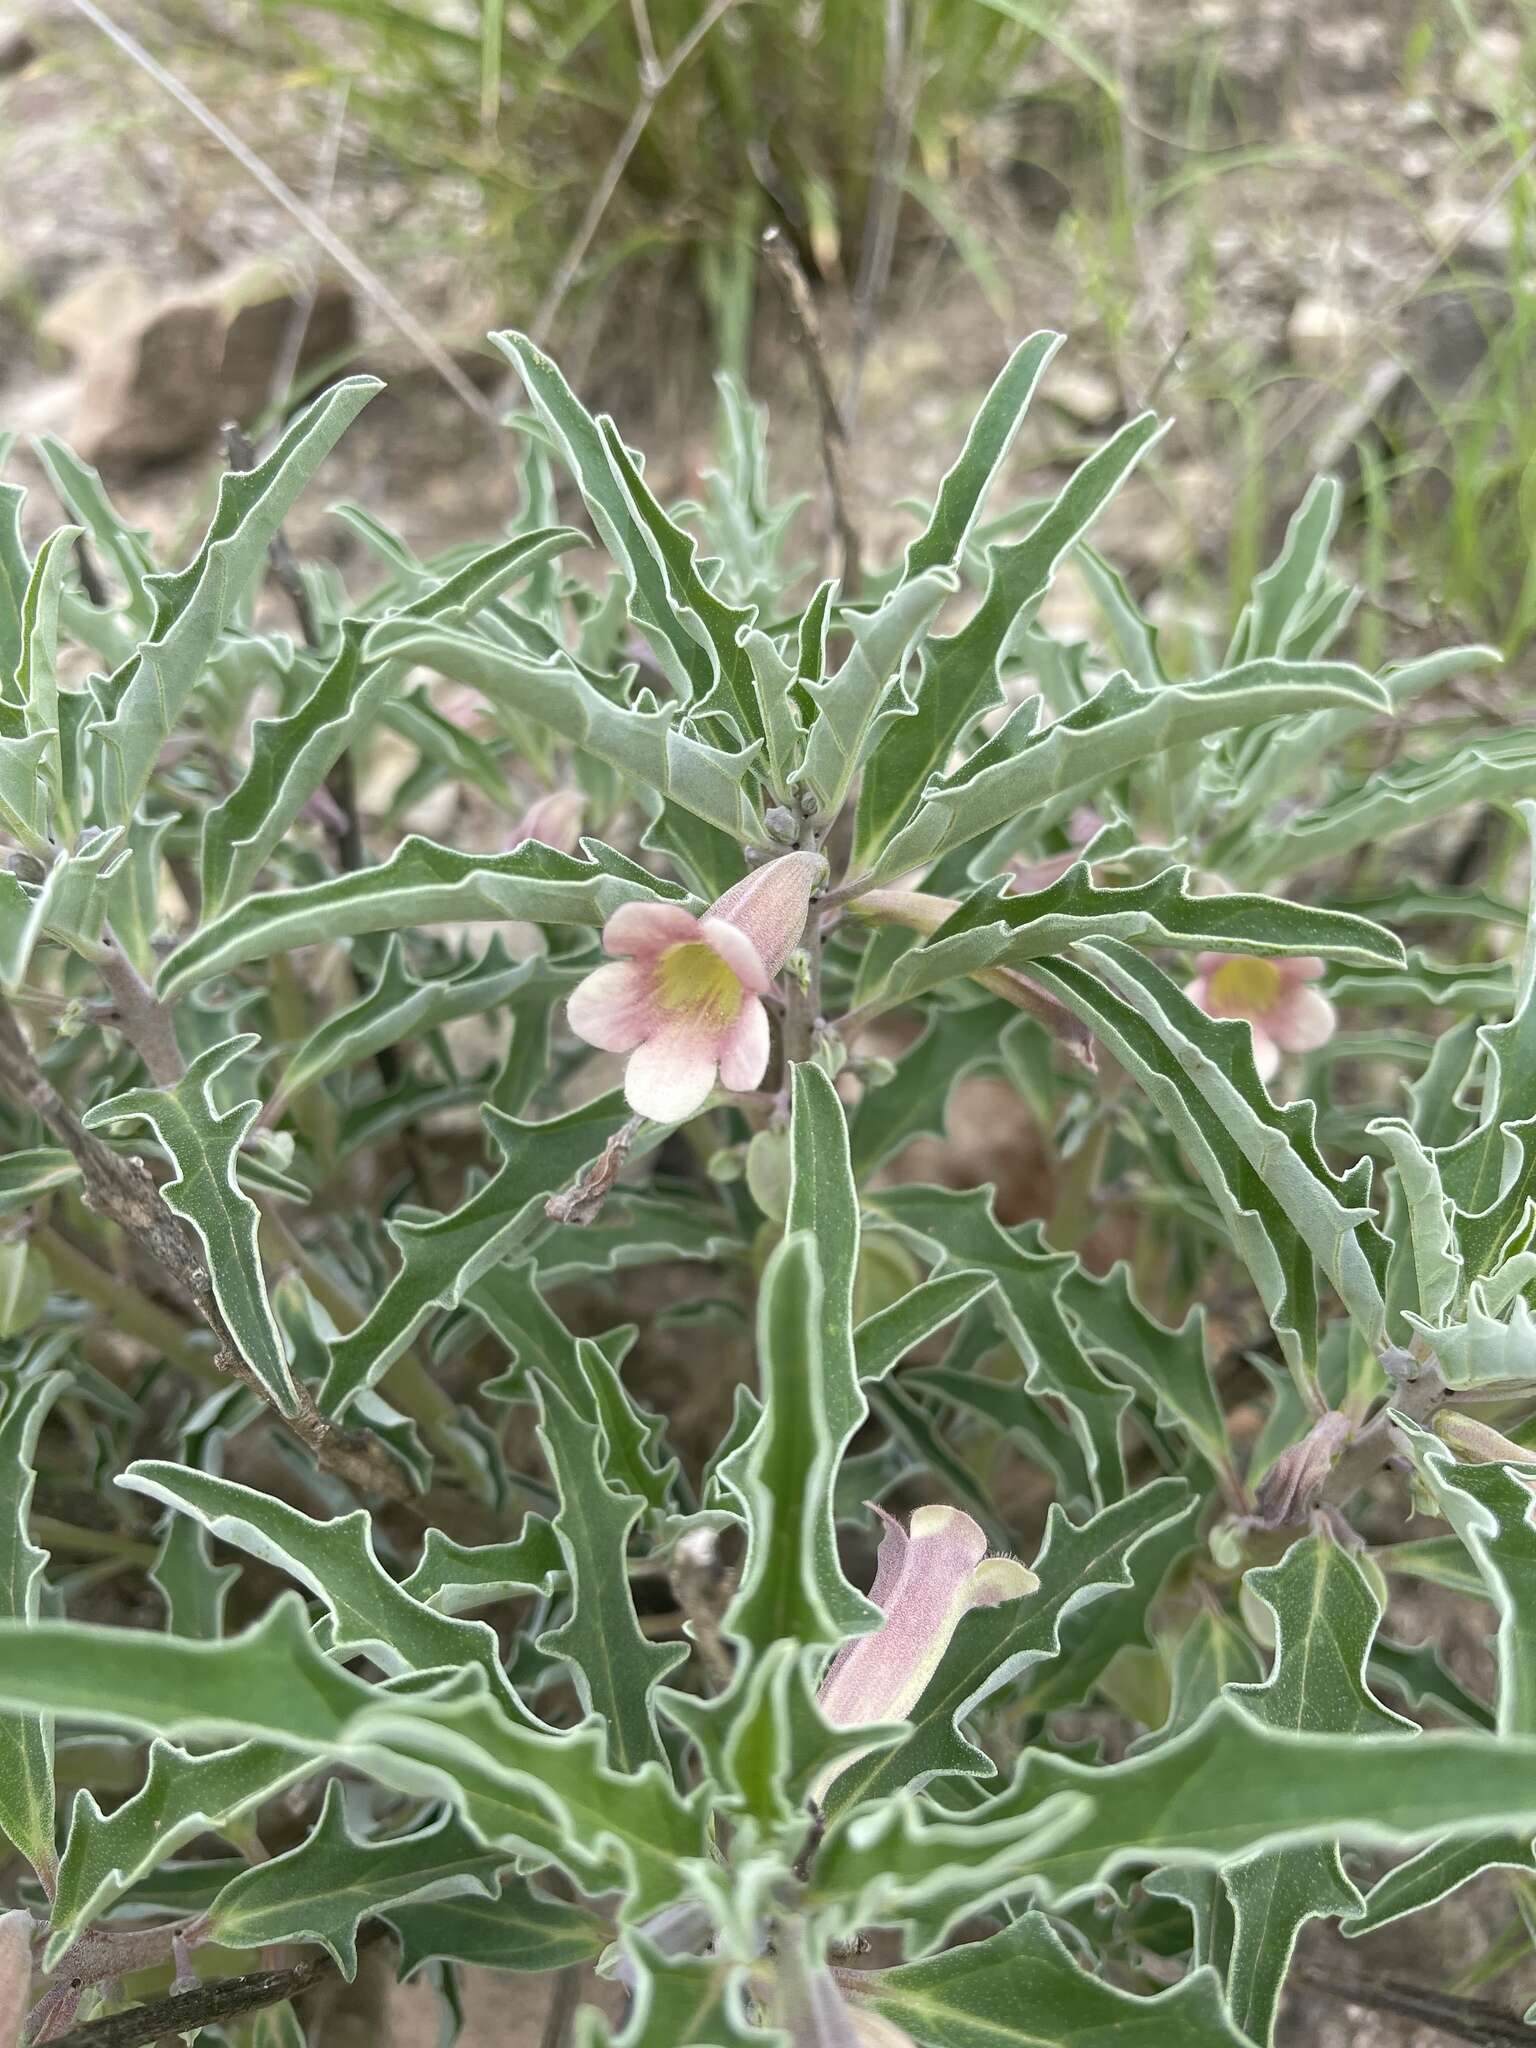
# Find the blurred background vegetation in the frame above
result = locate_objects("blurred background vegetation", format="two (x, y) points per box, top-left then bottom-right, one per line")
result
(1, 0), (1534, 660)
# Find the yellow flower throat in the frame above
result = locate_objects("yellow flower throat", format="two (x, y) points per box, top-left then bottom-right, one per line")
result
(656, 941), (745, 1023)
(1207, 956), (1284, 1013)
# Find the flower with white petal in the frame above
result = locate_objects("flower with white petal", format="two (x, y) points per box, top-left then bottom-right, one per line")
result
(1184, 952), (1336, 1082)
(567, 852), (822, 1123)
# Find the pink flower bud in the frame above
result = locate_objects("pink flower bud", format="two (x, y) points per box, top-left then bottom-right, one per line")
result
(508, 789), (587, 856)
(818, 1504), (1038, 1732)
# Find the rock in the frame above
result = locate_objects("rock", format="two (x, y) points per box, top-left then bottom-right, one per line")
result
(1286, 292), (1359, 373)
(58, 259), (356, 468)
(1426, 193), (1515, 269)
(1453, 28), (1525, 114)
(216, 267), (354, 422)
(1044, 362), (1120, 427)
(0, 25), (37, 76)
(39, 263), (157, 362)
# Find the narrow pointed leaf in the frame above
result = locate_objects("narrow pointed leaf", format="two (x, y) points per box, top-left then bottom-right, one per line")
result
(853, 409), (1165, 868)
(533, 1373), (687, 1771)
(0, 1369), (67, 1881)
(87, 378), (379, 820)
(867, 661), (1390, 884)
(321, 1095), (630, 1412)
(81, 1037), (294, 1413)
(208, 1779), (506, 1975)
(160, 838), (689, 999)
(846, 1914), (1248, 2048)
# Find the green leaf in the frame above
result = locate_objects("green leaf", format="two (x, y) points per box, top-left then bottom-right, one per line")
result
(827, 1477), (1193, 1811)
(718, 1232), (862, 1653)
(1400, 1419), (1536, 1737)
(1219, 1533), (1413, 2046)
(401, 1517), (564, 1613)
(1058, 1262), (1232, 1484)
(1346, 1829), (1536, 1938)
(209, 1779), (506, 1975)
(0, 1148), (79, 1217)
(660, 1639), (902, 1833)
(495, 331), (729, 713)
(50, 1739), (308, 1964)
(845, 1914), (1248, 2048)
(276, 937), (578, 1103)
(81, 1036), (295, 1413)
(29, 434), (155, 630)
(904, 333), (1065, 576)
(160, 837), (689, 999)
(867, 863), (1404, 1017)
(0, 1597), (706, 1918)
(853, 1271), (997, 1381)
(11, 523), (79, 805)
(972, 1699), (1536, 1908)
(200, 527), (580, 915)
(584, 1937), (761, 2048)
(782, 1062), (872, 1633)
(853, 408), (1165, 869)
(0, 1241), (51, 1338)
(796, 569), (957, 815)
(320, 1094), (631, 1414)
(385, 1875), (607, 1976)
(369, 614), (765, 842)
(848, 1000), (1005, 1177)
(1014, 1496), (1197, 1717)
(871, 1185), (1130, 1506)
(533, 1373), (687, 1771)
(595, 419), (764, 743)
(149, 1515), (241, 1640)
(87, 377), (380, 821)
(118, 1461), (520, 1708)
(1227, 475), (1343, 666)
(0, 1368), (66, 1881)
(1026, 942), (1389, 1371)
(1235, 730), (1536, 886)
(866, 659), (1389, 884)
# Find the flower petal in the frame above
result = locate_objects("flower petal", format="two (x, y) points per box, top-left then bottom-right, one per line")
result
(622, 1025), (720, 1123)
(699, 915), (771, 994)
(1249, 1025), (1281, 1082)
(602, 900), (701, 959)
(1267, 983), (1337, 1053)
(1278, 954), (1326, 985)
(567, 961), (657, 1053)
(717, 995), (770, 1091)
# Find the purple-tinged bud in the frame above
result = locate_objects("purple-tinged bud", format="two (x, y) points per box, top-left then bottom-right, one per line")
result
(818, 1505), (1037, 1731)
(508, 789), (587, 856)
(708, 851), (823, 980)
(1433, 1411), (1536, 1466)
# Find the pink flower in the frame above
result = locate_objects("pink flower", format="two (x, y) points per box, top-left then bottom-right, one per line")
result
(507, 789), (586, 855)
(566, 852), (821, 1123)
(0, 1910), (30, 2048)
(1184, 952), (1336, 1082)
(818, 1504), (1037, 1732)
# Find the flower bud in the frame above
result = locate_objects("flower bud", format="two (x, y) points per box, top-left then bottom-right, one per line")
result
(1433, 1411), (1536, 1466)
